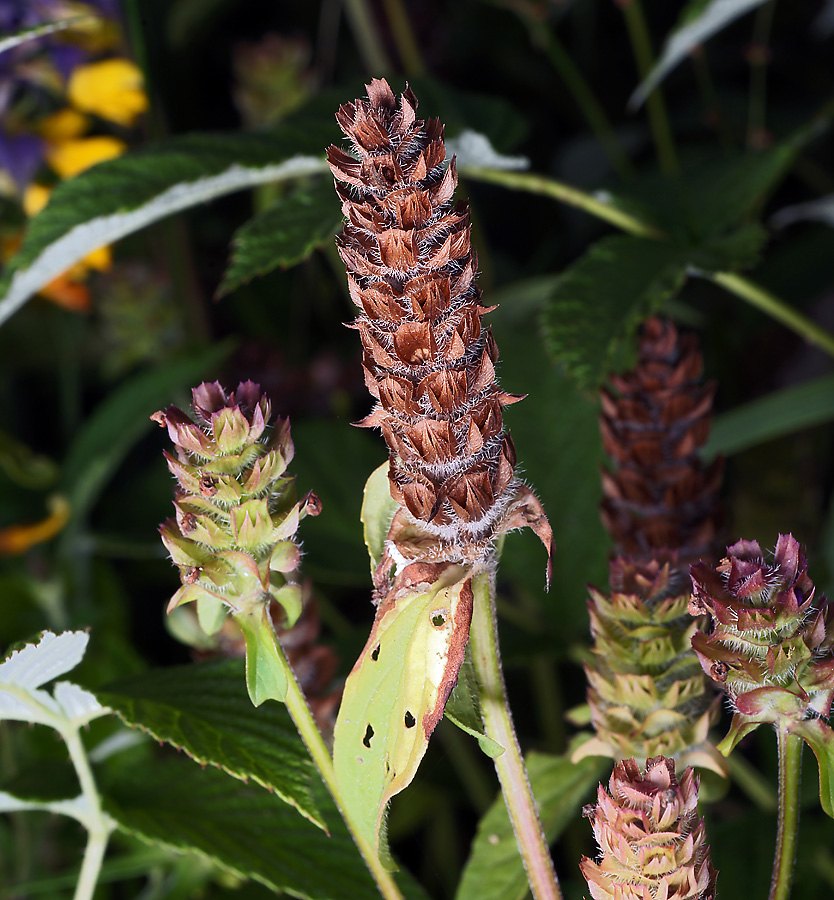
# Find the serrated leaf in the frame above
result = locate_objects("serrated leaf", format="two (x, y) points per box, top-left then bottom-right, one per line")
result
(444, 650), (504, 759)
(104, 756), (384, 900)
(542, 235), (688, 390)
(360, 462), (399, 574)
(0, 16), (93, 56)
(53, 681), (106, 726)
(0, 129), (330, 326)
(0, 630), (88, 689)
(218, 178), (343, 297)
(630, 0), (769, 109)
(333, 565), (474, 870)
(704, 373), (834, 458)
(456, 752), (607, 900)
(98, 658), (323, 829)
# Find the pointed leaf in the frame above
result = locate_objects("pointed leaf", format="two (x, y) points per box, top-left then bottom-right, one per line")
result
(0, 128), (331, 326)
(630, 0), (769, 109)
(233, 606), (290, 706)
(104, 757), (386, 900)
(787, 717), (834, 818)
(98, 658), (323, 829)
(53, 681), (106, 727)
(0, 630), (89, 690)
(333, 564), (474, 870)
(218, 178), (343, 296)
(542, 235), (688, 390)
(360, 461), (399, 574)
(456, 752), (607, 900)
(444, 650), (504, 759)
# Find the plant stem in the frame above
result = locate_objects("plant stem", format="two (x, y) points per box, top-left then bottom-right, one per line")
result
(521, 17), (633, 179)
(279, 643), (405, 900)
(469, 570), (562, 900)
(381, 0), (426, 76)
(769, 728), (802, 900)
(61, 726), (115, 900)
(747, 0), (776, 149)
(707, 271), (834, 358)
(460, 166), (663, 238)
(343, 0), (394, 76)
(619, 0), (679, 175)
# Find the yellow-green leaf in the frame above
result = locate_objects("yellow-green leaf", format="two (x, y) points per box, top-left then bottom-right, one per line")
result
(360, 461), (399, 574)
(333, 562), (474, 870)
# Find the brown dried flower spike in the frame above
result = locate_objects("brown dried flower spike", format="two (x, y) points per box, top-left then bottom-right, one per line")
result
(328, 78), (552, 574)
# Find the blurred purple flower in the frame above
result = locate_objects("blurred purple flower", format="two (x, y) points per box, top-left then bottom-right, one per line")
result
(0, 131), (44, 188)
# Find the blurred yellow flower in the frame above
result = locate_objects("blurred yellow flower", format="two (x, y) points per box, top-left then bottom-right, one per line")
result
(67, 58), (149, 127)
(0, 495), (70, 556)
(45, 135), (126, 178)
(38, 108), (90, 142)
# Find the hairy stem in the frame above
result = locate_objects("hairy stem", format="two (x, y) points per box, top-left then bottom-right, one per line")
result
(469, 570), (562, 900)
(460, 166), (663, 238)
(619, 0), (679, 175)
(707, 271), (834, 358)
(769, 728), (802, 900)
(279, 642), (405, 900)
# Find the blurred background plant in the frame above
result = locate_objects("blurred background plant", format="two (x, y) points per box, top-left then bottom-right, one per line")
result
(1, 1), (833, 898)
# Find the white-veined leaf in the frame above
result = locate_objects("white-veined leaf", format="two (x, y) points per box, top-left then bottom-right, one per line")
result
(53, 681), (107, 726)
(629, 0), (768, 109)
(0, 631), (88, 690)
(447, 131), (529, 171)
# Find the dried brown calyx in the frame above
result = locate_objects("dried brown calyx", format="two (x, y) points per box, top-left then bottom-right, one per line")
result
(328, 78), (552, 577)
(600, 318), (723, 568)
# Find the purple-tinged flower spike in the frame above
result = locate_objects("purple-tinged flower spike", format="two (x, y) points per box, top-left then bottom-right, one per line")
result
(581, 756), (717, 900)
(153, 381), (320, 706)
(690, 535), (834, 780)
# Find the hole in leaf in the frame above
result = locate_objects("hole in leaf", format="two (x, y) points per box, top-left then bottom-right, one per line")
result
(371, 644), (380, 661)
(404, 710), (416, 729)
(363, 724), (374, 748)
(431, 611), (446, 627)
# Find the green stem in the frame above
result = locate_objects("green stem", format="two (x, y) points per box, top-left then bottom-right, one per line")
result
(381, 0), (426, 76)
(61, 726), (115, 900)
(707, 271), (834, 358)
(279, 642), (405, 900)
(619, 0), (679, 175)
(460, 166), (663, 238)
(343, 0), (394, 76)
(747, 0), (776, 149)
(469, 571), (562, 900)
(769, 728), (802, 900)
(522, 17), (633, 178)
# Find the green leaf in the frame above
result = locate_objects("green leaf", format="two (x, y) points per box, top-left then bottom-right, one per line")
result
(218, 178), (343, 297)
(98, 658), (323, 829)
(455, 752), (607, 900)
(333, 565), (475, 870)
(232, 606), (290, 706)
(630, 0), (769, 109)
(104, 756), (384, 900)
(0, 128), (331, 326)
(542, 235), (688, 390)
(704, 373), (834, 458)
(790, 718), (834, 818)
(60, 343), (231, 526)
(360, 461), (399, 574)
(444, 650), (504, 759)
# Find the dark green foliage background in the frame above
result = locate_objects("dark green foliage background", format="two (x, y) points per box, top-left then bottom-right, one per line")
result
(1, 1), (833, 898)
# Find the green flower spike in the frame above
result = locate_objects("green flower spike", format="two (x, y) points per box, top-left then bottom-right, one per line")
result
(153, 381), (317, 705)
(574, 554), (726, 777)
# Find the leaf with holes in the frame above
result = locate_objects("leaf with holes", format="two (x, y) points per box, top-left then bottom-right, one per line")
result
(333, 562), (474, 871)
